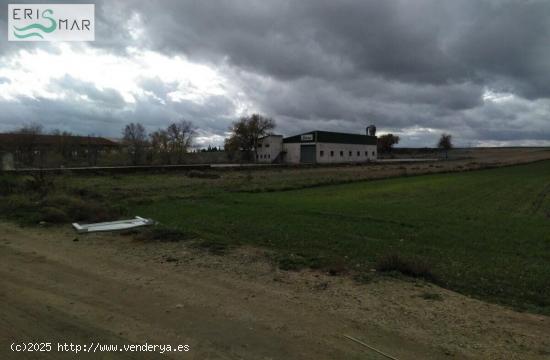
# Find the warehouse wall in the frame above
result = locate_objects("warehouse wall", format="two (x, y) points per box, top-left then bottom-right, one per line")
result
(282, 142), (376, 164)
(257, 136), (283, 163)
(316, 143), (376, 164)
(283, 143), (301, 164)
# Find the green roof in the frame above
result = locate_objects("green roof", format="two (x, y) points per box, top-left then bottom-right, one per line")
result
(283, 131), (377, 145)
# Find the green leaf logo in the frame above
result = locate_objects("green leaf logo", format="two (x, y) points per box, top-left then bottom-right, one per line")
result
(13, 9), (57, 39)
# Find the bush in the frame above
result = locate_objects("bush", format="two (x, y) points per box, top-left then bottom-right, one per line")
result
(3, 194), (34, 208)
(42, 195), (89, 220)
(375, 253), (436, 281)
(41, 194), (124, 222)
(25, 172), (54, 195)
(0, 194), (37, 221)
(0, 176), (123, 225)
(0, 175), (24, 195)
(41, 206), (69, 223)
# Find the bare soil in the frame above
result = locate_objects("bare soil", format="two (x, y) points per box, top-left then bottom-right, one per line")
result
(1, 222), (548, 359)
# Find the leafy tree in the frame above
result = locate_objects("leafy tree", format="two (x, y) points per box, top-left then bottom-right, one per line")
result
(224, 114), (275, 160)
(438, 133), (453, 160)
(377, 134), (400, 154)
(123, 123), (148, 165)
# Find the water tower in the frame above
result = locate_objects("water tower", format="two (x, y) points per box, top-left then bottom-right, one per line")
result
(366, 124), (377, 136)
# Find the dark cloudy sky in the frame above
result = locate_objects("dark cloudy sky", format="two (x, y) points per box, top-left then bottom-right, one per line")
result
(1, 0), (550, 147)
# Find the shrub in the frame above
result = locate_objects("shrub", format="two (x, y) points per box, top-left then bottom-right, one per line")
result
(42, 195), (89, 220)
(0, 194), (37, 221)
(3, 194), (34, 209)
(41, 207), (69, 223)
(0, 175), (24, 195)
(25, 172), (54, 195)
(375, 253), (436, 281)
(41, 194), (124, 222)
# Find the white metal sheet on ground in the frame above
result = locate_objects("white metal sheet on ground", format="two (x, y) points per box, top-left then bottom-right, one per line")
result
(72, 216), (154, 233)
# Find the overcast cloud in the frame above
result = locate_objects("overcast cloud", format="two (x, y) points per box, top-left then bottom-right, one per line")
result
(1, 0), (549, 147)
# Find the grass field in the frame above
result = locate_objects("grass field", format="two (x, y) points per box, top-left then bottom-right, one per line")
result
(130, 161), (550, 313)
(2, 160), (550, 314)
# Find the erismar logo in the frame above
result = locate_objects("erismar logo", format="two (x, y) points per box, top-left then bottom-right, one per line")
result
(13, 9), (57, 39)
(8, 4), (95, 41)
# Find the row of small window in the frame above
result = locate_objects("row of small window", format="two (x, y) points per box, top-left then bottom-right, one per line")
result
(258, 153), (271, 159)
(257, 144), (270, 148)
(320, 150), (375, 157)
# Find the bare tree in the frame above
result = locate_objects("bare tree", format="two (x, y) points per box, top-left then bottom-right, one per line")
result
(437, 133), (453, 160)
(149, 129), (170, 164)
(11, 122), (44, 166)
(166, 120), (195, 164)
(224, 114), (275, 161)
(123, 123), (148, 165)
(49, 129), (76, 165)
(14, 122), (44, 135)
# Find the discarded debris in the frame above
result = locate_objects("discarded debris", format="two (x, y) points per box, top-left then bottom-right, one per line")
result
(72, 216), (154, 234)
(343, 334), (399, 360)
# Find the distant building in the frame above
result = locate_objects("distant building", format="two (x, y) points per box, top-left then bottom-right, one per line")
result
(1, 151), (14, 170)
(256, 129), (377, 164)
(0, 133), (120, 167)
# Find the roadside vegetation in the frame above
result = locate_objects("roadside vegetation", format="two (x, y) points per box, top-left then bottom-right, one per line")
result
(0, 172), (125, 225)
(0, 159), (549, 314)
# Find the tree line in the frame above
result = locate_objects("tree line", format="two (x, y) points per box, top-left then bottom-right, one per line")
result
(377, 133), (453, 157)
(123, 120), (196, 165)
(122, 114), (274, 165)
(3, 115), (454, 168)
(3, 123), (107, 167)
(1, 115), (273, 167)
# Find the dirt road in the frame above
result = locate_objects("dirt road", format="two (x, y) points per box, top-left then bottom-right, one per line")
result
(1, 223), (548, 359)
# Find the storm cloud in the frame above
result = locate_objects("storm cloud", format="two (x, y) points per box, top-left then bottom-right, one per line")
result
(1, 0), (549, 147)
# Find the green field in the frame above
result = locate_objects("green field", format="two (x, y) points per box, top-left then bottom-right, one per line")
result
(135, 162), (550, 313)
(2, 161), (550, 313)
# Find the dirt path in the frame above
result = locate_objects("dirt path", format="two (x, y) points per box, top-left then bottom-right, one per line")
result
(1, 223), (548, 359)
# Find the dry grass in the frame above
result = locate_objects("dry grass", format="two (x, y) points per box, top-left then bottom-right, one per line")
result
(375, 253), (436, 281)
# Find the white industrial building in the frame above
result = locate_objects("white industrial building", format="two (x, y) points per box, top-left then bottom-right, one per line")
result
(256, 127), (378, 164)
